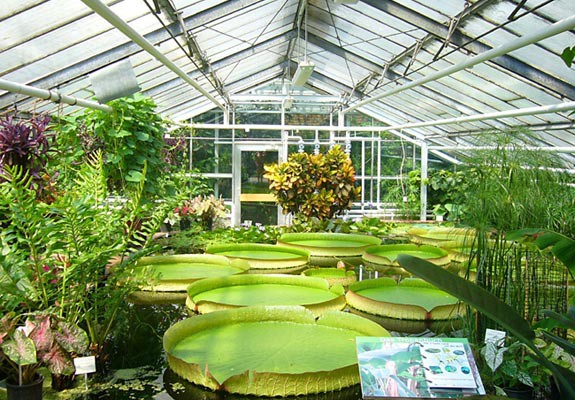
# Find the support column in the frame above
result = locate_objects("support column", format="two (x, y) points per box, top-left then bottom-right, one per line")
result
(420, 142), (428, 221)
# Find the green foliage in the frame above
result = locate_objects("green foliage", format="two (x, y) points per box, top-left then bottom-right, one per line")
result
(172, 194), (228, 230)
(0, 152), (174, 366)
(459, 130), (575, 234)
(480, 339), (546, 393)
(397, 253), (575, 398)
(398, 168), (474, 221)
(158, 224), (285, 254)
(561, 45), (575, 67)
(0, 312), (89, 385)
(53, 95), (167, 199)
(507, 229), (575, 280)
(264, 145), (360, 220)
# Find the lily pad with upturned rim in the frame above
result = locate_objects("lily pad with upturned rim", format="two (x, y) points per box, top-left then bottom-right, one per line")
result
(186, 274), (346, 315)
(407, 227), (475, 246)
(346, 277), (465, 323)
(362, 244), (451, 277)
(163, 305), (390, 396)
(205, 243), (310, 274)
(128, 254), (249, 304)
(301, 267), (357, 287)
(277, 232), (381, 267)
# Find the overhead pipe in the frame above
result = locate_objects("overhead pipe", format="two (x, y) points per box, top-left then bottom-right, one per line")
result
(81, 0), (225, 111)
(187, 100), (575, 134)
(344, 14), (575, 113)
(429, 145), (575, 152)
(384, 100), (575, 131)
(0, 78), (113, 112)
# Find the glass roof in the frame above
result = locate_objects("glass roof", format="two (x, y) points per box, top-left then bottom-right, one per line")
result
(1, 0), (574, 166)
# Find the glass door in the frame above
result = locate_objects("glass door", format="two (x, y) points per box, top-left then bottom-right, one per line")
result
(233, 144), (282, 226)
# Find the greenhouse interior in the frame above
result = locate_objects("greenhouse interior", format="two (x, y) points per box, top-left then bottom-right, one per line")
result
(1, 0), (575, 399)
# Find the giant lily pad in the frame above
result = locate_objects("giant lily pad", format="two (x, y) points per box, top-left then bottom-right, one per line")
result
(129, 254), (249, 304)
(163, 305), (390, 396)
(277, 232), (381, 267)
(205, 243), (310, 274)
(302, 267), (357, 287)
(186, 274), (346, 315)
(407, 226), (474, 247)
(346, 278), (465, 333)
(362, 244), (451, 277)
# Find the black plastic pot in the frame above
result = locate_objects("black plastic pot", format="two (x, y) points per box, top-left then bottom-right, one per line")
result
(6, 374), (44, 400)
(503, 385), (533, 400)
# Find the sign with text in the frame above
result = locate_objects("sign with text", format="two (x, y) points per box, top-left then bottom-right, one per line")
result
(74, 356), (97, 375)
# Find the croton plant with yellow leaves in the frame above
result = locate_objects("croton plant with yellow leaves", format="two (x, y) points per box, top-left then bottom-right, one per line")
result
(264, 145), (360, 220)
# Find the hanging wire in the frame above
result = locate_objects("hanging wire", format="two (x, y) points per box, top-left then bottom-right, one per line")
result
(362, 0), (556, 98)
(140, 0), (222, 96)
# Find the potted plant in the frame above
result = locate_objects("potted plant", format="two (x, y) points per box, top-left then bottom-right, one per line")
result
(396, 233), (575, 399)
(0, 312), (89, 399)
(480, 337), (548, 399)
(172, 194), (228, 231)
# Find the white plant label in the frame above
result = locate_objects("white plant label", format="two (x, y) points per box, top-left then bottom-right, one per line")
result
(74, 356), (97, 375)
(484, 328), (506, 346)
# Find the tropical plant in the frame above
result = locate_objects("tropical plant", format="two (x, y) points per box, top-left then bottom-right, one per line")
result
(0, 152), (174, 370)
(172, 194), (228, 230)
(54, 94), (167, 198)
(163, 305), (389, 396)
(460, 130), (575, 235)
(0, 312), (89, 386)
(0, 114), (57, 201)
(561, 45), (575, 67)
(405, 168), (472, 222)
(479, 336), (549, 395)
(396, 250), (575, 399)
(264, 145), (360, 220)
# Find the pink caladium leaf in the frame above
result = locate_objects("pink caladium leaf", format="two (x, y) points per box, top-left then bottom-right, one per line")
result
(1, 329), (37, 366)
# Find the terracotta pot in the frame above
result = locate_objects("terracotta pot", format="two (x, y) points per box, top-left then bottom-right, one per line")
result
(6, 374), (43, 400)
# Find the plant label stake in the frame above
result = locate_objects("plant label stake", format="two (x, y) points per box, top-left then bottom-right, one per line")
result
(74, 356), (97, 390)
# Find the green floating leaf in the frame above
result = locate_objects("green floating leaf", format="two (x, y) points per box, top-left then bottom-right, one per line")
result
(396, 254), (535, 343)
(164, 305), (389, 396)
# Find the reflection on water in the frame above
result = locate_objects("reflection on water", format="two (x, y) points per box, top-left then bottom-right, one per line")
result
(163, 368), (363, 400)
(59, 267), (462, 400)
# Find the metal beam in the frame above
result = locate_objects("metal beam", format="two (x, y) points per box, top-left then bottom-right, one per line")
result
(81, 0), (225, 110)
(344, 14), (575, 112)
(360, 0), (575, 100)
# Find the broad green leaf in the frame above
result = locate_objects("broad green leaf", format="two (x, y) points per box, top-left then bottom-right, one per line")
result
(134, 131), (149, 141)
(186, 274), (345, 315)
(164, 306), (389, 396)
(540, 330), (575, 357)
(561, 46), (575, 67)
(396, 254), (535, 342)
(125, 170), (144, 182)
(2, 329), (37, 366)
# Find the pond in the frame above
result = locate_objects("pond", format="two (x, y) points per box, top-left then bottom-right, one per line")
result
(0, 269), (441, 400)
(25, 302), (366, 400)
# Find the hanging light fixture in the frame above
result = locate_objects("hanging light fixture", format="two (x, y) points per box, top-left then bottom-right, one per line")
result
(292, 0), (314, 87)
(292, 60), (314, 86)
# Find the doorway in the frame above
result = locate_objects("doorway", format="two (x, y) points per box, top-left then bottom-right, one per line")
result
(232, 144), (283, 226)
